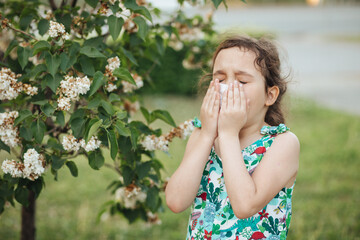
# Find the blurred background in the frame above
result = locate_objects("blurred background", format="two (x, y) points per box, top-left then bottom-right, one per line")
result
(1, 0), (359, 239)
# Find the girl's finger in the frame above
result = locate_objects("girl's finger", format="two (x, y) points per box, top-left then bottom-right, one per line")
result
(234, 81), (240, 109)
(240, 83), (247, 111)
(228, 82), (234, 108)
(222, 88), (228, 110)
(203, 80), (214, 109)
(213, 80), (220, 111)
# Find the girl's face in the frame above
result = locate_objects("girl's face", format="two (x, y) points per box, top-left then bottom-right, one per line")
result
(212, 47), (270, 126)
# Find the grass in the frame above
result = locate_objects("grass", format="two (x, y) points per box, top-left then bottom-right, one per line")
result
(0, 95), (359, 240)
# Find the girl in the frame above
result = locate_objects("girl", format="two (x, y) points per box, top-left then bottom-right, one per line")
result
(165, 35), (300, 240)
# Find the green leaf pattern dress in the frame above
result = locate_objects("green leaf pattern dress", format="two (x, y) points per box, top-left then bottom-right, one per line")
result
(186, 117), (295, 240)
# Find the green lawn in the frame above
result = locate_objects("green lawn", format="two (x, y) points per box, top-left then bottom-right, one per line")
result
(0, 95), (359, 240)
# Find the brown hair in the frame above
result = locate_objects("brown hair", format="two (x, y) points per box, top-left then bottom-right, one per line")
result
(198, 35), (289, 126)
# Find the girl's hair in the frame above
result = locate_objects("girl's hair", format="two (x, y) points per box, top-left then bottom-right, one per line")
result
(198, 35), (289, 126)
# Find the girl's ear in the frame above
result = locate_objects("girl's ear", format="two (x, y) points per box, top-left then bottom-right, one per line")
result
(265, 86), (280, 106)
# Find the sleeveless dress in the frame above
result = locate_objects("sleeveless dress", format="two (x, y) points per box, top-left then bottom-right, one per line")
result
(186, 117), (295, 240)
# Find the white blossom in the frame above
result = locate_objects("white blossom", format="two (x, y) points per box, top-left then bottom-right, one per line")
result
(57, 96), (71, 111)
(106, 83), (117, 92)
(1, 159), (23, 178)
(147, 211), (162, 225)
(79, 136), (101, 152)
(106, 56), (121, 72)
(58, 75), (91, 100)
(1, 149), (45, 181)
(0, 67), (23, 101)
(48, 21), (66, 38)
(62, 134), (80, 151)
(0, 111), (20, 148)
(140, 135), (156, 151)
(121, 74), (143, 93)
(23, 84), (38, 96)
(22, 148), (45, 180)
(140, 135), (169, 152)
(179, 120), (195, 139)
(115, 184), (147, 209)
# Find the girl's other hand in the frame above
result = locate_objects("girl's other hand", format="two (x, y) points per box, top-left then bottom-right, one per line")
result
(218, 81), (249, 137)
(200, 79), (220, 141)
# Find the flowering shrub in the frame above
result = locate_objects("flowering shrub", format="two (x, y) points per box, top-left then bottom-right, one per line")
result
(0, 0), (236, 237)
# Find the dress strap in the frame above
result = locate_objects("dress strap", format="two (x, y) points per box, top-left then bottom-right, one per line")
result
(191, 117), (202, 128)
(260, 123), (289, 135)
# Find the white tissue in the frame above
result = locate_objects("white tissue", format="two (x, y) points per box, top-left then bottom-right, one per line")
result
(219, 83), (228, 106)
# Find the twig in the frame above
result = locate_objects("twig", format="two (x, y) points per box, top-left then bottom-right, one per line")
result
(49, 0), (57, 11)
(104, 163), (122, 175)
(6, 24), (38, 41)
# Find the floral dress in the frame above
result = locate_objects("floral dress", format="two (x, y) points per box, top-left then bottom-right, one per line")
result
(187, 118), (295, 240)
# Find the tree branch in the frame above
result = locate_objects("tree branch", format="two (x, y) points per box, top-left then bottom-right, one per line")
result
(6, 23), (38, 41)
(71, 0), (78, 8)
(49, 0), (57, 11)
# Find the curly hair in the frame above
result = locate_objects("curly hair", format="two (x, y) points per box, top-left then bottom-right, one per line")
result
(198, 35), (290, 126)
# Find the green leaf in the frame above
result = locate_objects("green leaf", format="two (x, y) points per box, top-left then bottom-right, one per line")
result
(113, 67), (136, 85)
(40, 103), (55, 117)
(30, 64), (47, 78)
(14, 109), (32, 126)
(124, 0), (152, 22)
(140, 107), (151, 124)
(31, 118), (46, 144)
(85, 0), (98, 8)
(38, 19), (49, 36)
(80, 46), (106, 58)
(133, 16), (148, 41)
(121, 47), (138, 66)
(86, 119), (102, 143)
(45, 73), (62, 93)
(79, 55), (95, 76)
(66, 161), (78, 177)
(45, 52), (61, 77)
(88, 95), (102, 109)
(15, 186), (29, 207)
(17, 47), (30, 70)
(109, 93), (121, 102)
(60, 52), (70, 72)
(137, 161), (151, 179)
(122, 166), (134, 185)
(51, 156), (66, 171)
(107, 129), (118, 160)
(100, 100), (115, 115)
(108, 16), (124, 41)
(71, 118), (86, 139)
(20, 126), (33, 141)
(211, 0), (223, 9)
(88, 150), (105, 170)
(88, 71), (105, 96)
(152, 110), (176, 127)
(20, 13), (33, 31)
(0, 140), (10, 153)
(116, 111), (127, 120)
(4, 39), (18, 59)
(146, 187), (159, 212)
(115, 121), (130, 136)
(32, 41), (51, 55)
(55, 111), (65, 127)
(130, 127), (139, 150)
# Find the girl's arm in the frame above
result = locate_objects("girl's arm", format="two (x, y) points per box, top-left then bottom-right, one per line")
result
(219, 131), (299, 219)
(165, 79), (220, 213)
(165, 128), (214, 213)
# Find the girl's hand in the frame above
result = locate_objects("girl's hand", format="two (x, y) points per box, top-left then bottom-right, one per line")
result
(218, 81), (249, 137)
(199, 79), (220, 140)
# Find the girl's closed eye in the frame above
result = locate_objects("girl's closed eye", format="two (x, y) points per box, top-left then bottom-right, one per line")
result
(218, 80), (246, 84)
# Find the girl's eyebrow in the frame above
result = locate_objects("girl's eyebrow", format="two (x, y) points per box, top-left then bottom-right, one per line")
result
(213, 70), (254, 78)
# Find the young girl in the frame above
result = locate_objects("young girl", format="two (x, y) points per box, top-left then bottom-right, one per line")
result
(165, 35), (300, 240)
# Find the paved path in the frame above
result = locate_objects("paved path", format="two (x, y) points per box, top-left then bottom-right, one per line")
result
(197, 5), (360, 114)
